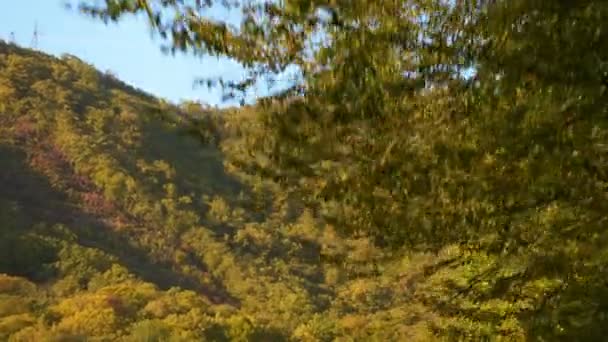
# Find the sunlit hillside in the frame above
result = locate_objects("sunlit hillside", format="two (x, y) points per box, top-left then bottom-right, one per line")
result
(0, 40), (416, 341)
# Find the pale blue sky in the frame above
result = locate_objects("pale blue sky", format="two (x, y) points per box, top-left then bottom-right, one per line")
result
(0, 0), (264, 107)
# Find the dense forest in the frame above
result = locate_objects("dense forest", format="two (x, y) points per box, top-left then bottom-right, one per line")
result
(2, 0), (608, 340)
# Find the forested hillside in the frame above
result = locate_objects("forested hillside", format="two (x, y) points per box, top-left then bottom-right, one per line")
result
(0, 40), (432, 341)
(0, 41), (327, 340)
(2, 0), (608, 340)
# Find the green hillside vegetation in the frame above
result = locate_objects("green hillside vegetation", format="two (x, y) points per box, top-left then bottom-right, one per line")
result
(0, 41), (423, 341)
(0, 42), (299, 340)
(1, 0), (608, 340)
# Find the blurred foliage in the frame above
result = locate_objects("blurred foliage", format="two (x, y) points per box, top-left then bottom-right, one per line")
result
(1, 0), (608, 340)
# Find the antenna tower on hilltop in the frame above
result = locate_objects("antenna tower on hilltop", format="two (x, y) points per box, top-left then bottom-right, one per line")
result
(31, 22), (41, 48)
